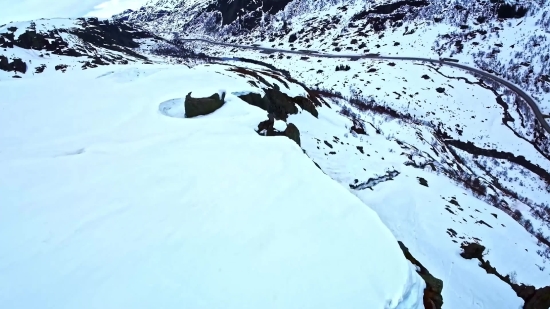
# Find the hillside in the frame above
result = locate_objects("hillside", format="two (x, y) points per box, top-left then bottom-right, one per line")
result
(1, 0), (550, 308)
(0, 61), (430, 309)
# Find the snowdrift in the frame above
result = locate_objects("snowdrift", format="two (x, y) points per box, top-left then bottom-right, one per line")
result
(0, 64), (425, 309)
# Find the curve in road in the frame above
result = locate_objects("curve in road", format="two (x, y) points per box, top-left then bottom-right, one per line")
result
(180, 38), (550, 134)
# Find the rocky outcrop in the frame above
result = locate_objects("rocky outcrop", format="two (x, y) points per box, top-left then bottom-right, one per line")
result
(0, 56), (27, 73)
(0, 18), (156, 76)
(398, 241), (444, 309)
(292, 96), (318, 118)
(205, 0), (293, 29)
(184, 92), (225, 118)
(284, 123), (300, 146)
(460, 242), (550, 309)
(238, 85), (317, 121)
(256, 118), (301, 146)
(460, 242), (486, 260)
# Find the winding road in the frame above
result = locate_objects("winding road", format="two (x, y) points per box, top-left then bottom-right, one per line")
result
(181, 38), (550, 134)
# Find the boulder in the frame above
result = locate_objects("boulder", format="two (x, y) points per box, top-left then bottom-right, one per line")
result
(460, 242), (485, 260)
(238, 85), (318, 121)
(284, 123), (300, 146)
(185, 92), (225, 118)
(0, 56), (27, 73)
(255, 119), (300, 146)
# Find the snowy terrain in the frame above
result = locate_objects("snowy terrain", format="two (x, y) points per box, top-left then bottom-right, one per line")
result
(1, 0), (550, 308)
(0, 64), (426, 309)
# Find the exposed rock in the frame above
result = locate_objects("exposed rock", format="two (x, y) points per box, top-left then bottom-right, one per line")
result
(460, 242), (550, 309)
(460, 242), (485, 259)
(185, 92), (225, 118)
(524, 286), (550, 309)
(398, 241), (443, 309)
(35, 64), (46, 73)
(256, 119), (300, 146)
(238, 85), (317, 121)
(11, 58), (26, 73)
(284, 123), (300, 146)
(0, 17), (154, 71)
(288, 33), (297, 42)
(0, 55), (27, 73)
(0, 55), (9, 71)
(54, 64), (68, 72)
(206, 0), (293, 28)
(292, 96), (318, 118)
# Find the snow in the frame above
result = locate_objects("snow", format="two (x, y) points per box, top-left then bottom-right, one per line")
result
(0, 63), (425, 309)
(289, 101), (548, 309)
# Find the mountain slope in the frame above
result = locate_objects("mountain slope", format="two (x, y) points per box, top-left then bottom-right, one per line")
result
(0, 63), (426, 309)
(0, 17), (159, 79)
(117, 0), (550, 116)
(2, 1), (550, 309)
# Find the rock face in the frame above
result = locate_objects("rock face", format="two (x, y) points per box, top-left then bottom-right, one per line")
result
(283, 123), (300, 146)
(256, 118), (301, 146)
(0, 56), (27, 73)
(460, 242), (486, 259)
(185, 92), (225, 118)
(238, 85), (317, 121)
(460, 242), (550, 309)
(524, 286), (550, 309)
(205, 0), (293, 30)
(398, 241), (443, 309)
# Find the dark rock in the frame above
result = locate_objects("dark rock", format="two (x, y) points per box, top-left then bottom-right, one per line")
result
(206, 0), (293, 28)
(34, 64), (46, 73)
(351, 119), (366, 135)
(0, 55), (9, 71)
(513, 284), (537, 301)
(54, 64), (68, 71)
(284, 123), (300, 146)
(460, 242), (485, 259)
(11, 58), (26, 73)
(292, 96), (318, 118)
(398, 241), (444, 309)
(238, 85), (309, 121)
(288, 33), (297, 42)
(0, 55), (27, 73)
(257, 117), (276, 135)
(417, 177), (429, 187)
(523, 286), (550, 309)
(185, 92), (225, 118)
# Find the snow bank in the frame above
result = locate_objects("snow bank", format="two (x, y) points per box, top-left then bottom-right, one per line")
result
(0, 64), (425, 309)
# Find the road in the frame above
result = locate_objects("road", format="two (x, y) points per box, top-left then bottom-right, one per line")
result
(180, 38), (550, 133)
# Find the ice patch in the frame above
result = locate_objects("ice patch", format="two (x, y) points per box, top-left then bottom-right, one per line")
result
(158, 98), (185, 118)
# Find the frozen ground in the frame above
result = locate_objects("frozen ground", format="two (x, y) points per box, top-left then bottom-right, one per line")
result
(0, 63), (425, 309)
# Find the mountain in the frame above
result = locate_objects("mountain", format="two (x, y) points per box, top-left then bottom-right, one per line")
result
(1, 1), (550, 309)
(0, 17), (160, 78)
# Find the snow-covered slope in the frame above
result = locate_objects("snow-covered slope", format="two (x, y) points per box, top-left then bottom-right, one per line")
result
(0, 63), (426, 309)
(3, 1), (550, 308)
